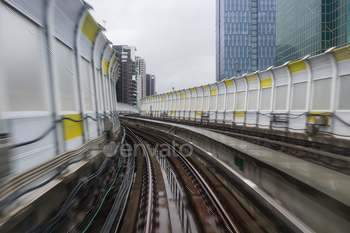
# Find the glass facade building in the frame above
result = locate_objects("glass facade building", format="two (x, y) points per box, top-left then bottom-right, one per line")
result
(276, 0), (350, 66)
(216, 0), (276, 81)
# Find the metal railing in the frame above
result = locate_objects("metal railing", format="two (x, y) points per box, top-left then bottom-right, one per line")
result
(156, 153), (193, 233)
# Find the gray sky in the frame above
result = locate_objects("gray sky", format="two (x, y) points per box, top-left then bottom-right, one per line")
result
(86, 0), (215, 94)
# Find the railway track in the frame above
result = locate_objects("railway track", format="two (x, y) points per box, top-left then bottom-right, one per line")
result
(57, 123), (305, 233)
(152, 134), (241, 233)
(133, 134), (156, 233)
(122, 125), (265, 233)
(8, 123), (314, 232)
(120, 133), (160, 233)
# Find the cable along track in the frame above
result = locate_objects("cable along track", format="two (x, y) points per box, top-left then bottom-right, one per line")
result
(100, 139), (135, 233)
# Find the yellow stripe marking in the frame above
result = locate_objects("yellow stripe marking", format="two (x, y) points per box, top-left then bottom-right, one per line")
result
(103, 59), (108, 75)
(234, 111), (245, 118)
(246, 74), (258, 82)
(210, 88), (217, 95)
(110, 56), (116, 68)
(224, 79), (234, 86)
(81, 12), (100, 43)
(288, 60), (307, 73)
(181, 94), (185, 99)
(260, 78), (272, 88)
(190, 88), (196, 93)
(202, 85), (209, 91)
(332, 46), (350, 62)
(63, 114), (83, 141)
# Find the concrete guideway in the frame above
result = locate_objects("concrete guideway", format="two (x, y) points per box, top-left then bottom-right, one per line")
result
(120, 116), (350, 233)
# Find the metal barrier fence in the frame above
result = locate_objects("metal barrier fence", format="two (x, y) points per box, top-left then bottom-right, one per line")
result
(140, 46), (350, 139)
(0, 1), (120, 176)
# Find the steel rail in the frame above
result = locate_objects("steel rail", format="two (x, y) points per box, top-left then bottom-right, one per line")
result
(127, 133), (153, 233)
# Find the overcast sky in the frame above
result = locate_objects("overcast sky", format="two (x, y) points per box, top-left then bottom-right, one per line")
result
(86, 0), (215, 94)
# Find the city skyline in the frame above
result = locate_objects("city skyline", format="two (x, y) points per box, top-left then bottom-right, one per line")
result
(88, 0), (349, 96)
(87, 0), (215, 94)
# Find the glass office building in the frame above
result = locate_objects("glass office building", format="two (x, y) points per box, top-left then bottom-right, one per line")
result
(276, 0), (349, 66)
(216, 0), (276, 81)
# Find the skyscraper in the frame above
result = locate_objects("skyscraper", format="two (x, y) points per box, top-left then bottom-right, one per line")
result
(113, 45), (138, 107)
(146, 74), (156, 96)
(216, 0), (276, 81)
(276, 0), (349, 66)
(136, 57), (146, 107)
